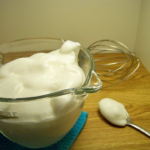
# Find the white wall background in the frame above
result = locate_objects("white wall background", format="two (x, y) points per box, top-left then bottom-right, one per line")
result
(1, 0), (150, 72)
(134, 0), (150, 73)
(0, 0), (141, 51)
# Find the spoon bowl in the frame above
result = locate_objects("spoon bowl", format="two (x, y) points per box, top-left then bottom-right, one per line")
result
(99, 98), (150, 138)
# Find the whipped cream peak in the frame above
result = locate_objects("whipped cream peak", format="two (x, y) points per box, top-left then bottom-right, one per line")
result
(60, 40), (81, 54)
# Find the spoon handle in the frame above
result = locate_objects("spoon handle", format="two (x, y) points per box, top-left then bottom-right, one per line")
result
(127, 121), (150, 137)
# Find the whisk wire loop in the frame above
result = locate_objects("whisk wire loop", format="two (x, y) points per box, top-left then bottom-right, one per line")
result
(88, 39), (140, 89)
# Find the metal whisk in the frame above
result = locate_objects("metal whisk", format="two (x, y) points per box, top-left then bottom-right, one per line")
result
(88, 39), (140, 89)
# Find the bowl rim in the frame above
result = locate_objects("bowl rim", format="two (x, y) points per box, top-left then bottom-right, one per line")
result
(0, 38), (101, 102)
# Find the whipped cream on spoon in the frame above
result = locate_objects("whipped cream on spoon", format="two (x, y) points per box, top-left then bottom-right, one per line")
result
(99, 98), (150, 137)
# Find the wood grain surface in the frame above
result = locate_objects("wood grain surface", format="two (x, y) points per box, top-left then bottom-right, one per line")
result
(70, 53), (150, 150)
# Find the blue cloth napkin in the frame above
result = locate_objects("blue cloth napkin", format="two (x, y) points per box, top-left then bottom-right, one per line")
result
(0, 111), (88, 150)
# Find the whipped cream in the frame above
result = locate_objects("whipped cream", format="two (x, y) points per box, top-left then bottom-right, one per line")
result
(99, 98), (127, 126)
(0, 40), (84, 98)
(0, 40), (86, 148)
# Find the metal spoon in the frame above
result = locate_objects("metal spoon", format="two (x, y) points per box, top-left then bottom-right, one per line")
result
(126, 113), (150, 137)
(99, 98), (150, 137)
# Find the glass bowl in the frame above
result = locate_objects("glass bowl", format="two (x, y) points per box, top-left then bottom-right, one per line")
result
(0, 38), (102, 148)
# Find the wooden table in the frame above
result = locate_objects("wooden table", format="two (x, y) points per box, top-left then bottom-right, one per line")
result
(70, 54), (150, 150)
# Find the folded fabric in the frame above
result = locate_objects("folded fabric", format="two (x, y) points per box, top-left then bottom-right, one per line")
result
(0, 111), (88, 150)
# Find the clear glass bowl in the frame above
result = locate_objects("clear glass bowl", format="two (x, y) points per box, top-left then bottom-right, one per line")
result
(0, 38), (102, 148)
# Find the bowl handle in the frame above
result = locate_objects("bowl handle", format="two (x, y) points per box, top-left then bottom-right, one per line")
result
(72, 70), (102, 95)
(91, 70), (102, 91)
